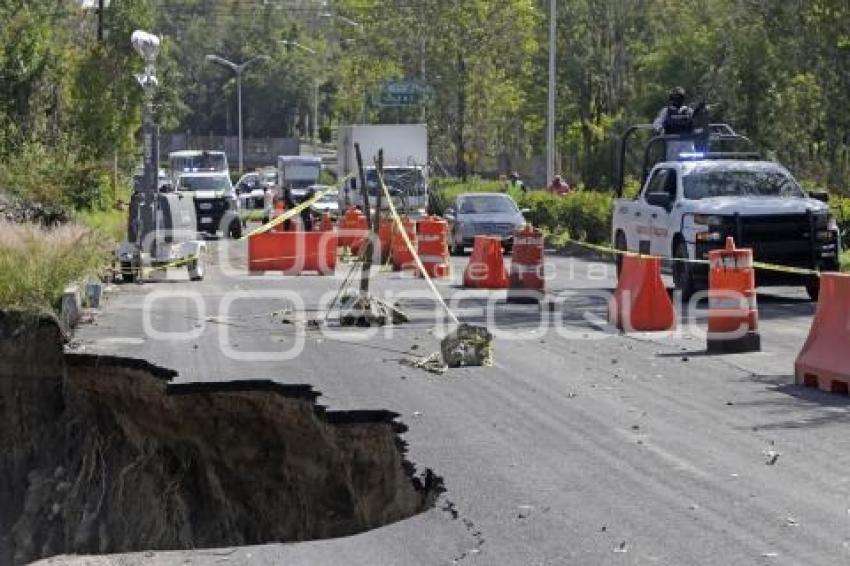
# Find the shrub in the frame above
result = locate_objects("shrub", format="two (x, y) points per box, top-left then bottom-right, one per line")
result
(0, 221), (110, 310)
(519, 190), (613, 244)
(0, 143), (115, 214)
(319, 125), (332, 144)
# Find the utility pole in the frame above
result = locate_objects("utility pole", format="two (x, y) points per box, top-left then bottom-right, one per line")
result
(546, 0), (557, 187)
(97, 0), (104, 42)
(456, 53), (466, 181)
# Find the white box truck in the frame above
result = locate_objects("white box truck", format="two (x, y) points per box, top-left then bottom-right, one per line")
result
(337, 124), (429, 216)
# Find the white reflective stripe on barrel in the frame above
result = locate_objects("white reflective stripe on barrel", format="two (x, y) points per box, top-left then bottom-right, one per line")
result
(710, 254), (753, 269)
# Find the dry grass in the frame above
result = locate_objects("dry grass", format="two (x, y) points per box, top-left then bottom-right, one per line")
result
(0, 221), (110, 310)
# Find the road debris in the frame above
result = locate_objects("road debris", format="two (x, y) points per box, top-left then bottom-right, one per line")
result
(614, 541), (628, 553)
(339, 294), (409, 327)
(401, 352), (448, 375)
(441, 323), (493, 368)
(764, 450), (781, 465)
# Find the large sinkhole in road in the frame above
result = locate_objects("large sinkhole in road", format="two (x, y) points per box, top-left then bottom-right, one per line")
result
(0, 312), (442, 565)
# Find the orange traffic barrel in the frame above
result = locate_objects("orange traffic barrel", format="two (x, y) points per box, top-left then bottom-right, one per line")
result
(707, 237), (760, 353)
(378, 218), (394, 262)
(507, 225), (545, 303)
(609, 255), (676, 332)
(416, 216), (450, 278)
(391, 216), (418, 271)
(464, 236), (509, 289)
(338, 206), (368, 253)
(795, 272), (850, 394)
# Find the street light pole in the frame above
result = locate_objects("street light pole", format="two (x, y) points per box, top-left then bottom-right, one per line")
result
(546, 0), (556, 187)
(205, 54), (269, 173)
(131, 30), (161, 258)
(237, 71), (243, 171)
(279, 41), (320, 149)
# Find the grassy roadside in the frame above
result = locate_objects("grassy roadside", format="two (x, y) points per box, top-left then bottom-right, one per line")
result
(0, 221), (111, 311)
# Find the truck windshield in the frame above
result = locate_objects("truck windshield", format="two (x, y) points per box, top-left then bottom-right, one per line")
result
(283, 164), (320, 181)
(683, 166), (804, 200)
(178, 176), (231, 192)
(170, 153), (228, 173)
(366, 168), (425, 196)
(459, 196), (517, 214)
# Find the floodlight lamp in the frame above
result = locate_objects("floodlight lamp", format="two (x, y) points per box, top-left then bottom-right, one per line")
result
(131, 30), (161, 64)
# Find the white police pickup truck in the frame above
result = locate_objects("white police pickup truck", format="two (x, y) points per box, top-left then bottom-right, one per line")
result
(612, 156), (840, 300)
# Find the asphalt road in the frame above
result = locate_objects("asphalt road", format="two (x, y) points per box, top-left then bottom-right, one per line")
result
(42, 234), (850, 566)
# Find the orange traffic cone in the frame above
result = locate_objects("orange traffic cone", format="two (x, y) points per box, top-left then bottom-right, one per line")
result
(609, 255), (676, 332)
(464, 236), (509, 289)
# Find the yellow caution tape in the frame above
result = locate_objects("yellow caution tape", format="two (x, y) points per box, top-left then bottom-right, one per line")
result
(559, 235), (824, 276)
(240, 185), (338, 241)
(377, 170), (460, 325)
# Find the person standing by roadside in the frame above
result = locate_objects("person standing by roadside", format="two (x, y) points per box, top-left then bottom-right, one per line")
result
(300, 187), (316, 232)
(547, 175), (572, 196)
(507, 172), (527, 202)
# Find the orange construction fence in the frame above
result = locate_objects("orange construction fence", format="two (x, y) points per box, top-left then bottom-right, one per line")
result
(795, 272), (850, 394)
(248, 230), (337, 275)
(609, 255), (676, 332)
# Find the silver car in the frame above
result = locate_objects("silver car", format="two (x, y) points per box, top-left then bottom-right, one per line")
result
(444, 192), (527, 255)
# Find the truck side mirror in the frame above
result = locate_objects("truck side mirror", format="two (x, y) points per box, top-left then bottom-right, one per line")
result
(809, 190), (829, 203)
(646, 192), (672, 209)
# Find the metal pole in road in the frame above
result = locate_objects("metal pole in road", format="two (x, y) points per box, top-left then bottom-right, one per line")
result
(205, 54), (270, 173)
(237, 71), (243, 172)
(546, 0), (557, 187)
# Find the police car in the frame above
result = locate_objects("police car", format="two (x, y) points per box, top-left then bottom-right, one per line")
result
(612, 125), (839, 300)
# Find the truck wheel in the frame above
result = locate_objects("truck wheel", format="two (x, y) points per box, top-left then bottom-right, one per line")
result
(120, 262), (136, 283)
(228, 218), (242, 239)
(449, 234), (465, 256)
(614, 232), (627, 277)
(672, 240), (696, 300)
(805, 278), (820, 302)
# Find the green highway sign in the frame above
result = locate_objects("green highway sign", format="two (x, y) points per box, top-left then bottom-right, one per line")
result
(377, 80), (433, 107)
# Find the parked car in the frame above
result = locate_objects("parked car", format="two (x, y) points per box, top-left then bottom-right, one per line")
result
(308, 185), (339, 218)
(444, 192), (527, 255)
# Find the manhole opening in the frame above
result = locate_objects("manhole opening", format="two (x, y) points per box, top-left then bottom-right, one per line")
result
(1, 352), (442, 565)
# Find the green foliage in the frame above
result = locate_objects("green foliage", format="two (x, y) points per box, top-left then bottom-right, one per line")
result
(519, 190), (613, 245)
(318, 168), (337, 186)
(0, 222), (110, 311)
(319, 125), (332, 145)
(0, 143), (116, 213)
